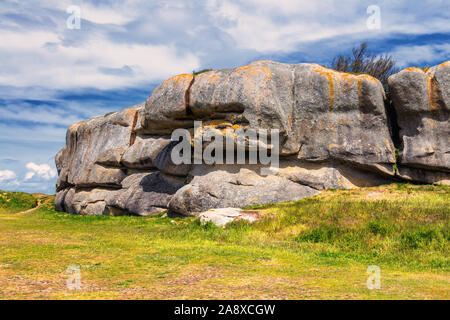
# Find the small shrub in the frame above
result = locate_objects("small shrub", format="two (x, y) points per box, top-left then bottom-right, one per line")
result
(330, 43), (399, 91)
(192, 69), (213, 76)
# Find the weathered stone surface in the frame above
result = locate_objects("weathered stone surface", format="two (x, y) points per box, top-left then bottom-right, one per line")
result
(54, 187), (69, 212)
(141, 74), (195, 134)
(58, 187), (114, 216)
(56, 60), (450, 217)
(153, 141), (192, 176)
(397, 166), (450, 185)
(292, 64), (395, 175)
(142, 61), (396, 175)
(56, 104), (142, 190)
(96, 147), (126, 167)
(198, 208), (262, 227)
(168, 165), (319, 216)
(105, 171), (184, 216)
(277, 160), (394, 190)
(120, 136), (191, 175)
(389, 62), (450, 175)
(121, 135), (171, 169)
(189, 62), (292, 135)
(55, 102), (188, 216)
(55, 172), (185, 216)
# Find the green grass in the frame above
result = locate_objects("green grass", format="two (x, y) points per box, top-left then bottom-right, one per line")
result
(104, 111), (117, 117)
(0, 191), (38, 213)
(0, 184), (448, 299)
(192, 68), (213, 76)
(393, 148), (399, 173)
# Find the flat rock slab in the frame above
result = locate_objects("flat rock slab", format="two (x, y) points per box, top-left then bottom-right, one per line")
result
(198, 207), (263, 227)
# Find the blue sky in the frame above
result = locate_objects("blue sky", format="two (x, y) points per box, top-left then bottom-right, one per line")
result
(0, 0), (449, 194)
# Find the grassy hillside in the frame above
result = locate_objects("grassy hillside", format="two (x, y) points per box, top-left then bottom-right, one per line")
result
(0, 184), (448, 299)
(0, 191), (39, 213)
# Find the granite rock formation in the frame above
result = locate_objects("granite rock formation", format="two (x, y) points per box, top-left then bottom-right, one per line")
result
(388, 62), (449, 185)
(55, 60), (449, 217)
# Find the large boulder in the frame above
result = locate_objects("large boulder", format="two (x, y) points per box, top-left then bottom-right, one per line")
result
(56, 60), (449, 217)
(105, 171), (184, 216)
(56, 187), (113, 216)
(168, 165), (320, 216)
(276, 160), (394, 190)
(389, 61), (449, 184)
(141, 74), (195, 134)
(56, 105), (143, 190)
(55, 103), (188, 216)
(167, 161), (393, 216)
(142, 61), (396, 175)
(120, 135), (170, 169)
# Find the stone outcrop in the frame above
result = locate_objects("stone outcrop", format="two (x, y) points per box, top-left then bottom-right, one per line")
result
(198, 208), (263, 227)
(168, 165), (320, 216)
(55, 104), (185, 216)
(388, 62), (449, 185)
(55, 60), (449, 218)
(141, 61), (396, 175)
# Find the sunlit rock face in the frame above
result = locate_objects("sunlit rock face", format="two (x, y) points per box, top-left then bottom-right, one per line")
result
(55, 60), (449, 217)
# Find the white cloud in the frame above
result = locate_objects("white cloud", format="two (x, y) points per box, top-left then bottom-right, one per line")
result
(390, 43), (450, 67)
(205, 0), (365, 52)
(0, 102), (83, 126)
(0, 0), (448, 91)
(0, 30), (200, 90)
(0, 170), (17, 182)
(25, 162), (57, 180)
(42, 0), (138, 25)
(0, 123), (67, 143)
(206, 0), (450, 53)
(81, 3), (137, 25)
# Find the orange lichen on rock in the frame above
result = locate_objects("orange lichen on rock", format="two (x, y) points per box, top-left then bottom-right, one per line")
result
(125, 109), (135, 116)
(427, 74), (439, 111)
(192, 121), (248, 146)
(313, 66), (335, 111)
(385, 138), (393, 153)
(199, 71), (220, 83)
(433, 61), (449, 70)
(69, 122), (85, 131)
(339, 72), (358, 86)
(202, 120), (232, 127)
(236, 64), (273, 80)
(357, 74), (379, 83)
(159, 73), (193, 88)
(405, 67), (424, 73)
(129, 110), (140, 146)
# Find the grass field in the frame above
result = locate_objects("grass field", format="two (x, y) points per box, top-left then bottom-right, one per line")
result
(0, 184), (448, 299)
